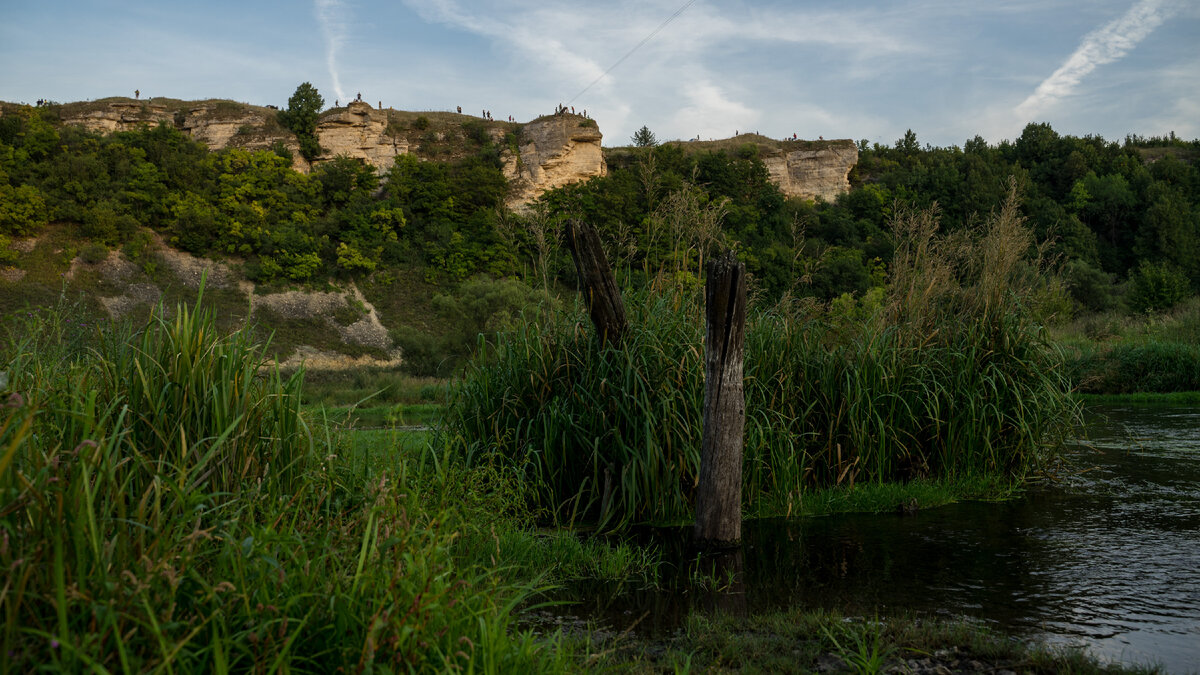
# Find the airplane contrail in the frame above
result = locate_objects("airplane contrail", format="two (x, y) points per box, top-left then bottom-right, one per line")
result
(1016, 0), (1178, 120)
(315, 0), (349, 103)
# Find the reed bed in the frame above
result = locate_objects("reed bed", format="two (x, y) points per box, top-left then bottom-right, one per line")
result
(443, 192), (1078, 526)
(0, 295), (557, 672)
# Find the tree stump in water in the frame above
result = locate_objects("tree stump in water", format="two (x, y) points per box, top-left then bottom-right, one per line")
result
(565, 220), (627, 345)
(693, 250), (747, 548)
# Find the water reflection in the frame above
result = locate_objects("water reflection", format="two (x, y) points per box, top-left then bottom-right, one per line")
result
(554, 404), (1200, 673)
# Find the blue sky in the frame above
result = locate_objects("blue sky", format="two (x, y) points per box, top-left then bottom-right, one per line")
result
(2, 0), (1197, 147)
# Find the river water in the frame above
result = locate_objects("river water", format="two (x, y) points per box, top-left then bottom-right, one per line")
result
(561, 404), (1200, 673)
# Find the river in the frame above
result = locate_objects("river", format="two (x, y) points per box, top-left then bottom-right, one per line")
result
(559, 404), (1200, 673)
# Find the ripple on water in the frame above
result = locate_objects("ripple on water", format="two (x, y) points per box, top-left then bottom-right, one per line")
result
(553, 404), (1200, 673)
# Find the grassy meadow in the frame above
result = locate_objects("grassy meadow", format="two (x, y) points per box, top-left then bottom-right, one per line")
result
(3, 115), (1187, 668)
(1, 278), (1156, 672)
(5, 93), (1198, 671)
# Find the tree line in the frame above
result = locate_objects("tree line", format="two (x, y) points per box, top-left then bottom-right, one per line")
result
(3, 97), (1197, 315)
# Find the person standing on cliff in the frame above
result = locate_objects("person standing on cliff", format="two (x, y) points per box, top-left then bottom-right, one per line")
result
(135, 89), (139, 100)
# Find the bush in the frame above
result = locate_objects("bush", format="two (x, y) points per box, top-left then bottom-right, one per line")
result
(1127, 261), (1190, 313)
(0, 183), (49, 236)
(462, 119), (490, 146)
(413, 115), (431, 131)
(1063, 259), (1116, 312)
(79, 241), (108, 263)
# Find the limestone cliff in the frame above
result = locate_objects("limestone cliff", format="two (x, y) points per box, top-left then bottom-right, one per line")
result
(645, 135), (858, 202)
(311, 101), (409, 173)
(502, 114), (607, 206)
(60, 101), (174, 133)
(762, 141), (858, 202)
(50, 99), (605, 201)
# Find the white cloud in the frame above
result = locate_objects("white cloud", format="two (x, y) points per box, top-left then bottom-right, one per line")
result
(395, 0), (931, 143)
(315, 0), (350, 102)
(670, 77), (759, 140)
(1015, 0), (1179, 121)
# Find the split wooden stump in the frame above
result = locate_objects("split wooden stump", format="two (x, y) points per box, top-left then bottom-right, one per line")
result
(693, 250), (747, 548)
(565, 220), (627, 345)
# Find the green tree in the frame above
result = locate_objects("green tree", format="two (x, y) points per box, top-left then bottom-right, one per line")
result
(0, 183), (49, 236)
(278, 83), (325, 161)
(1127, 261), (1190, 313)
(631, 125), (658, 148)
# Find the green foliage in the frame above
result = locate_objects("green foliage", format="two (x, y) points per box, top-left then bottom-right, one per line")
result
(1127, 260), (1190, 313)
(0, 183), (49, 236)
(461, 119), (490, 146)
(444, 196), (1076, 527)
(392, 277), (556, 376)
(385, 153), (513, 280)
(413, 115), (431, 131)
(1069, 341), (1200, 394)
(79, 241), (108, 263)
(0, 295), (558, 672)
(277, 82), (325, 161)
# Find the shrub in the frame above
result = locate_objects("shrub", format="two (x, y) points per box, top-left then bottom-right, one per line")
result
(462, 119), (490, 146)
(1127, 260), (1190, 313)
(79, 241), (108, 263)
(0, 183), (50, 236)
(413, 115), (431, 131)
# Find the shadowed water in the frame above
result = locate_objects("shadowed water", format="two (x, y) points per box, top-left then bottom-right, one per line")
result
(554, 404), (1200, 673)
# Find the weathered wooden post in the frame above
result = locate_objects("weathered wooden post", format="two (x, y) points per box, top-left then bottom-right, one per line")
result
(693, 250), (747, 547)
(564, 220), (627, 345)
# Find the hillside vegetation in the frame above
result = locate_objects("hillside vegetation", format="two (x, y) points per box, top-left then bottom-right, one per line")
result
(2, 99), (1199, 387)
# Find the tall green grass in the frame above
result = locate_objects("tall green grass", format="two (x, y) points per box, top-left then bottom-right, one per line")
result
(442, 190), (1078, 526)
(0, 295), (559, 672)
(1057, 297), (1200, 394)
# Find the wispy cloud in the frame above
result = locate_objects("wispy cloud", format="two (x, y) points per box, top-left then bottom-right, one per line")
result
(314, 0), (349, 103)
(1015, 0), (1178, 120)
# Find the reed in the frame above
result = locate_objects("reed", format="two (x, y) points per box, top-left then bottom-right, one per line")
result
(443, 188), (1078, 526)
(0, 295), (558, 672)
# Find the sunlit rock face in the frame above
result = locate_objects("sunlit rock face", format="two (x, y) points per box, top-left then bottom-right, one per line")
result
(61, 102), (173, 133)
(311, 101), (408, 173)
(55, 100), (602, 200)
(762, 141), (858, 202)
(502, 113), (607, 207)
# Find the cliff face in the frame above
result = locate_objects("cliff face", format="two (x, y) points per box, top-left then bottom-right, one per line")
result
(310, 101), (408, 173)
(60, 101), (173, 133)
(59, 99), (410, 174)
(502, 114), (607, 206)
(55, 100), (603, 199)
(762, 141), (858, 202)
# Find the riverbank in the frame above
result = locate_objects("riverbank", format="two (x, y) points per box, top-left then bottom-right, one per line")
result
(574, 609), (1164, 674)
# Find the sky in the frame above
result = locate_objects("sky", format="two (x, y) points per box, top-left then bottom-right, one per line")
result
(1, 0), (1197, 148)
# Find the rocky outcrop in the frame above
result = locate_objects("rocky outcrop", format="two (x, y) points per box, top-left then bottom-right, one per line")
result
(252, 284), (398, 357)
(311, 101), (409, 173)
(762, 141), (858, 202)
(52, 99), (602, 200)
(177, 106), (269, 148)
(503, 114), (607, 206)
(61, 102), (173, 133)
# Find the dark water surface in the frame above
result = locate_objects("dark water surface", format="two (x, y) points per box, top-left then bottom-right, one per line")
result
(558, 404), (1200, 673)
